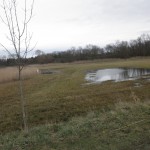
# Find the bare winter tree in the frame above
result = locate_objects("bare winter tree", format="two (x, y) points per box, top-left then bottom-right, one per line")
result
(0, 0), (35, 133)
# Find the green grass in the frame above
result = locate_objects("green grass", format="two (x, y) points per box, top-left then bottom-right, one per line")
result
(0, 58), (150, 134)
(0, 101), (150, 150)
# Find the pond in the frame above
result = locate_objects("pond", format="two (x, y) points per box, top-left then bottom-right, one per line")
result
(85, 68), (150, 83)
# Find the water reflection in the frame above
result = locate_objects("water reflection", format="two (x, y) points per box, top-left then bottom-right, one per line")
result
(85, 68), (150, 83)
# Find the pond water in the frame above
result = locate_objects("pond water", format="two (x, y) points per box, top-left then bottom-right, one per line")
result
(85, 68), (150, 83)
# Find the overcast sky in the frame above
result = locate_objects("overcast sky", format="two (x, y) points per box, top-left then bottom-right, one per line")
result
(0, 0), (150, 53)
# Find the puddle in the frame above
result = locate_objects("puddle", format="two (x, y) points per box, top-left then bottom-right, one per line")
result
(85, 68), (150, 84)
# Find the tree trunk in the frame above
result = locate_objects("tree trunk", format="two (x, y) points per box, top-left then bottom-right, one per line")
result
(19, 69), (28, 133)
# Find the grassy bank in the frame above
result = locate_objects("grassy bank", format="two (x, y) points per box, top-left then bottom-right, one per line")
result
(0, 101), (150, 150)
(0, 58), (150, 134)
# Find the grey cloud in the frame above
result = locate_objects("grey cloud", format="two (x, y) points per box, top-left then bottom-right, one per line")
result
(56, 0), (150, 30)
(89, 0), (150, 23)
(138, 30), (150, 35)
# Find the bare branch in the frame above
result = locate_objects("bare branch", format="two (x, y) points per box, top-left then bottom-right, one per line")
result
(13, 0), (20, 37)
(26, 0), (34, 24)
(2, 0), (18, 53)
(20, 0), (34, 37)
(0, 0), (34, 133)
(0, 43), (18, 64)
(0, 14), (8, 26)
(0, 43), (13, 57)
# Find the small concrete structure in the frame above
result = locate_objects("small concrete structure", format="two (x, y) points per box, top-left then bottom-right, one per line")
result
(37, 69), (60, 74)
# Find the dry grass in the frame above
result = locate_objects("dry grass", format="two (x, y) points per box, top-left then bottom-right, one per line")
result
(0, 57), (150, 134)
(0, 66), (38, 83)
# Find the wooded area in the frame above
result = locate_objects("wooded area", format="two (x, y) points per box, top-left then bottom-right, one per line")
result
(1, 34), (150, 66)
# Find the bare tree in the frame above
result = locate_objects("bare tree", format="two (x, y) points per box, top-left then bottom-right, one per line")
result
(0, 0), (35, 133)
(35, 49), (45, 56)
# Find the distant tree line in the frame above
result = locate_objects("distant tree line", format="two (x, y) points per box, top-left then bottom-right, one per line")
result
(1, 34), (150, 66)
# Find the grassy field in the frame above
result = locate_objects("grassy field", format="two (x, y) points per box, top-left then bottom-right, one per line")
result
(0, 57), (150, 149)
(0, 101), (150, 150)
